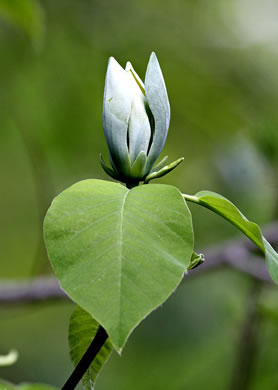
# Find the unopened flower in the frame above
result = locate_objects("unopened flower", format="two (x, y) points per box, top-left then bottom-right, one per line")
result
(101, 52), (174, 186)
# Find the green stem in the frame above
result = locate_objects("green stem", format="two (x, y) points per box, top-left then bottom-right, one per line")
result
(182, 194), (200, 204)
(126, 182), (139, 189)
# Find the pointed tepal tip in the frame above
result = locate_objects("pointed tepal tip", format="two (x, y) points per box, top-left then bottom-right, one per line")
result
(125, 60), (145, 95)
(107, 56), (115, 66)
(107, 57), (125, 77)
(145, 52), (164, 92)
(149, 51), (158, 63)
(146, 51), (161, 76)
(125, 61), (132, 71)
(108, 56), (119, 68)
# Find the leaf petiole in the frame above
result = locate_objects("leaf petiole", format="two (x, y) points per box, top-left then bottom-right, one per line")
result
(182, 194), (200, 204)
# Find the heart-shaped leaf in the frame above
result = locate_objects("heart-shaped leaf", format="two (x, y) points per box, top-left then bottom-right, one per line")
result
(69, 305), (113, 389)
(183, 191), (278, 285)
(44, 180), (193, 352)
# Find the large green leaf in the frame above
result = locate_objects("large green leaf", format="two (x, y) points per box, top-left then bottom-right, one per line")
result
(0, 381), (57, 390)
(44, 180), (193, 352)
(69, 305), (113, 390)
(183, 191), (278, 285)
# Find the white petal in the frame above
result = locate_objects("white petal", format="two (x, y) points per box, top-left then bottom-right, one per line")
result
(144, 52), (170, 172)
(128, 95), (151, 163)
(125, 61), (145, 95)
(124, 68), (151, 163)
(103, 57), (133, 175)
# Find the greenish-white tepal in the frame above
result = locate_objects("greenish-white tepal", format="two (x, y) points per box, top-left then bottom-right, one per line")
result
(101, 52), (172, 186)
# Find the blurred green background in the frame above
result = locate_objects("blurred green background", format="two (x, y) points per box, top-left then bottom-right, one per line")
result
(1, 0), (278, 389)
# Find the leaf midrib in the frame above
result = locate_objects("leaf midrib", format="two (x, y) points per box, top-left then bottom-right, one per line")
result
(117, 188), (129, 341)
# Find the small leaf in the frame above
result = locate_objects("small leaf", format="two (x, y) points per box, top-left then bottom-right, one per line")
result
(184, 191), (278, 285)
(151, 156), (168, 173)
(188, 251), (205, 270)
(44, 180), (194, 352)
(69, 305), (113, 390)
(263, 238), (278, 284)
(144, 157), (184, 183)
(99, 154), (121, 181)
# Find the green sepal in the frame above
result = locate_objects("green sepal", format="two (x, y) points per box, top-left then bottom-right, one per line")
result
(100, 154), (121, 181)
(144, 157), (184, 183)
(188, 251), (205, 270)
(130, 150), (147, 179)
(151, 155), (168, 173)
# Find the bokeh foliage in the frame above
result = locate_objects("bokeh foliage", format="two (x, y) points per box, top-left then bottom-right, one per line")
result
(1, 0), (278, 389)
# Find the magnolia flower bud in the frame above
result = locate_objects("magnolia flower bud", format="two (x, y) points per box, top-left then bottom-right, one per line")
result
(101, 52), (171, 186)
